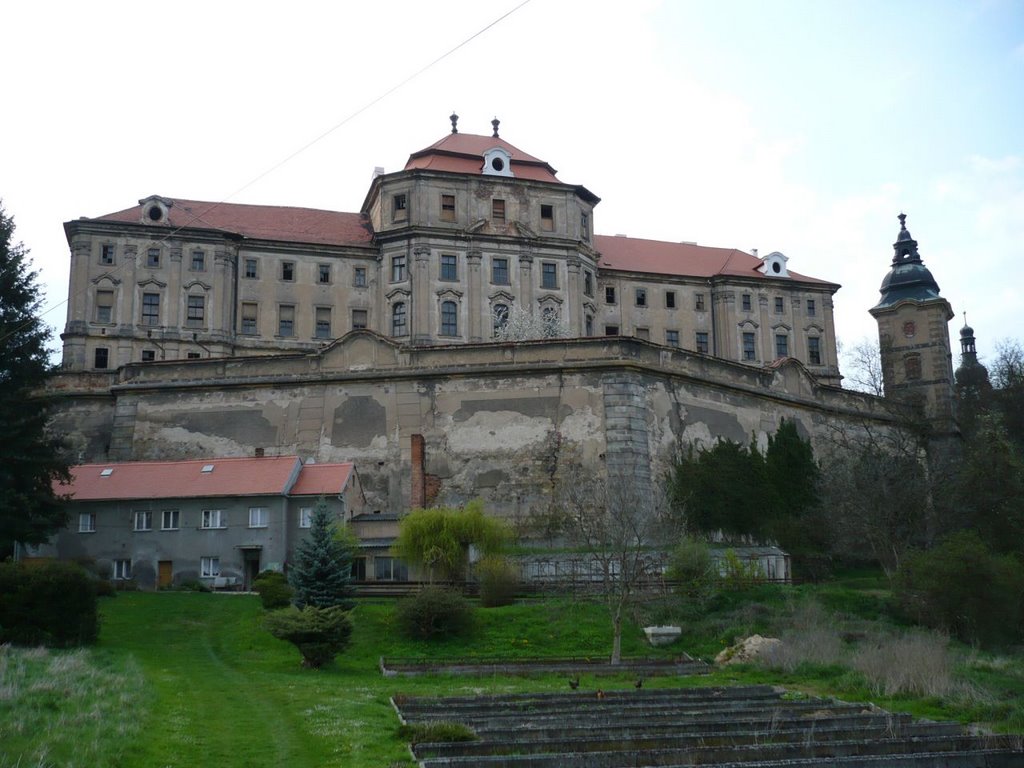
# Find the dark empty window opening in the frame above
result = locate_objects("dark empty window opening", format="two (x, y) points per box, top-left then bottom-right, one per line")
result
(604, 325), (619, 336)
(281, 262), (295, 281)
(441, 194), (456, 222)
(141, 349), (156, 362)
(635, 288), (647, 307)
(605, 286), (616, 305)
(94, 347), (109, 369)
(147, 205), (162, 222)
(393, 193), (408, 221)
(146, 248), (160, 268)
(318, 264), (331, 284)
(540, 204), (554, 231)
(100, 245), (115, 265)
(492, 199), (506, 223)
(666, 291), (676, 309)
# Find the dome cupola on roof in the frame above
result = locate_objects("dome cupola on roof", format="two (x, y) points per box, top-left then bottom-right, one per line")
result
(874, 212), (943, 310)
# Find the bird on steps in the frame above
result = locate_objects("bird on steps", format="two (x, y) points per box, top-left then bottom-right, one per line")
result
(568, 676), (579, 690)
(634, 677), (644, 689)
(596, 689), (606, 700)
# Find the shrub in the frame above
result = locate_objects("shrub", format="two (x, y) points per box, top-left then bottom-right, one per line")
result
(395, 586), (474, 640)
(666, 536), (719, 607)
(720, 549), (765, 588)
(94, 578), (117, 598)
(851, 631), (956, 697)
(264, 605), (353, 668)
(253, 570), (293, 609)
(476, 555), (518, 607)
(758, 602), (845, 672)
(396, 722), (477, 744)
(0, 561), (99, 647)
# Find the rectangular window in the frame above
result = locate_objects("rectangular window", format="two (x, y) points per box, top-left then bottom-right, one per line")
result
(665, 291), (676, 309)
(584, 271), (593, 297)
(161, 509), (180, 530)
(492, 199), (505, 223)
(241, 302), (258, 335)
(666, 330), (680, 347)
(141, 349), (155, 362)
(244, 258), (258, 279)
(94, 347), (109, 370)
(352, 557), (367, 581)
(742, 293), (752, 312)
(374, 556), (409, 582)
(248, 507), (268, 528)
(133, 510), (153, 531)
(541, 262), (557, 289)
(281, 261), (295, 281)
(440, 301), (458, 336)
(353, 266), (367, 287)
(318, 264), (331, 284)
(392, 193), (408, 221)
(351, 309), (368, 330)
(440, 194), (456, 222)
(808, 336), (822, 365)
(95, 290), (114, 323)
(540, 204), (554, 231)
(774, 296), (784, 313)
(635, 288), (647, 307)
(112, 559), (132, 580)
(141, 292), (160, 326)
(742, 331), (757, 361)
(315, 307), (331, 339)
(191, 250), (205, 271)
(200, 556), (220, 578)
(491, 258), (509, 285)
(440, 254), (458, 281)
(580, 213), (590, 241)
(635, 327), (650, 340)
(278, 305), (295, 337)
(100, 244), (115, 265)
(696, 331), (709, 354)
(186, 295), (205, 328)
(807, 299), (817, 317)
(605, 286), (616, 305)
(201, 509), (224, 529)
(187, 352), (201, 359)
(775, 333), (789, 358)
(299, 507), (313, 528)
(79, 512), (96, 533)
(605, 325), (620, 336)
(695, 293), (705, 311)
(146, 248), (160, 268)
(391, 255), (406, 282)
(392, 302), (407, 336)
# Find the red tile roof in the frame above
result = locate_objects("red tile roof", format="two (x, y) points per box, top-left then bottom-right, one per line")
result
(595, 235), (835, 286)
(405, 133), (562, 183)
(90, 199), (374, 247)
(288, 463), (355, 497)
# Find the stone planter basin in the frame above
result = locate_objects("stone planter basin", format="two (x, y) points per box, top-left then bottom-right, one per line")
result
(644, 625), (682, 646)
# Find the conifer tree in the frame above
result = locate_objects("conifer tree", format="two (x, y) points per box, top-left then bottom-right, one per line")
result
(288, 496), (354, 609)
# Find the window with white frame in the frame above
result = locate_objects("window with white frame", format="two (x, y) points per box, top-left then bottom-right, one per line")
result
(133, 510), (153, 531)
(79, 512), (96, 533)
(201, 509), (224, 529)
(112, 559), (132, 580)
(299, 507), (313, 528)
(161, 509), (180, 530)
(248, 507), (268, 528)
(200, 556), (220, 578)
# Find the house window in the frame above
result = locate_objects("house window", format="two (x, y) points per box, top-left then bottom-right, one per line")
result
(636, 327), (650, 340)
(666, 330), (680, 347)
(391, 255), (406, 282)
(141, 292), (160, 326)
(585, 315), (594, 336)
(776, 333), (789, 358)
(605, 325), (619, 336)
(374, 556), (408, 581)
(392, 193), (408, 221)
(353, 267), (367, 287)
(905, 353), (922, 380)
(351, 309), (368, 330)
(492, 304), (509, 336)
(635, 288), (647, 307)
(112, 559), (132, 580)
(492, 199), (505, 223)
(391, 302), (407, 337)
(491, 258), (509, 285)
(695, 293), (705, 311)
(141, 350), (155, 362)
(440, 194), (456, 222)
(696, 331), (709, 354)
(665, 291), (676, 309)
(161, 509), (180, 530)
(191, 250), (206, 271)
(541, 262), (557, 289)
(95, 290), (114, 323)
(808, 336), (822, 365)
(133, 510), (153, 531)
(79, 512), (96, 533)
(241, 302), (258, 335)
(315, 307), (331, 339)
(741, 293), (752, 312)
(299, 507), (313, 528)
(200, 556), (220, 578)
(440, 300), (458, 336)
(352, 557), (367, 581)
(605, 286), (616, 304)
(540, 204), (554, 231)
(187, 352), (201, 359)
(281, 261), (295, 281)
(146, 248), (160, 268)
(318, 264), (331, 284)
(100, 244), (115, 265)
(583, 271), (593, 297)
(278, 305), (295, 337)
(186, 295), (205, 328)
(94, 347), (109, 370)
(742, 332), (756, 361)
(807, 299), (817, 317)
(440, 254), (458, 281)
(244, 258), (258, 279)
(248, 507), (268, 528)
(774, 296), (784, 313)
(201, 509), (224, 529)
(580, 213), (590, 241)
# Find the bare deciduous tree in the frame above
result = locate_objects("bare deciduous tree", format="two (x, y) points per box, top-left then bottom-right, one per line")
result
(493, 304), (569, 342)
(839, 336), (886, 396)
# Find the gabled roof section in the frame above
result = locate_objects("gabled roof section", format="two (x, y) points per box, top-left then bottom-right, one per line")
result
(595, 235), (836, 287)
(76, 199), (374, 247)
(289, 463), (355, 497)
(405, 133), (561, 183)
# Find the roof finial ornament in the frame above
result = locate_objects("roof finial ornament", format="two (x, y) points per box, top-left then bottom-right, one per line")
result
(898, 212), (907, 230)
(450, 112), (459, 134)
(491, 117), (500, 138)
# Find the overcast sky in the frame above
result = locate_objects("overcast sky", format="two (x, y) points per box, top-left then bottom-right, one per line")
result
(3, 0), (1021, 368)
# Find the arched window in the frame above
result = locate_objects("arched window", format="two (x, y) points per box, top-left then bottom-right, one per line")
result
(492, 303), (509, 337)
(440, 300), (458, 336)
(391, 302), (407, 337)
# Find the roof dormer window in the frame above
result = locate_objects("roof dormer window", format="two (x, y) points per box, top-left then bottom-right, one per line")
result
(481, 147), (514, 178)
(759, 251), (790, 278)
(138, 195), (172, 225)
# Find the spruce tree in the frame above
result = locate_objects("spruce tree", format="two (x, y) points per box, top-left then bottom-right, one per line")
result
(0, 201), (69, 558)
(288, 496), (354, 609)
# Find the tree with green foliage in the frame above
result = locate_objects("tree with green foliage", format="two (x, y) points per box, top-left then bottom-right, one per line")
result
(0, 201), (69, 558)
(392, 499), (509, 583)
(288, 496), (355, 609)
(264, 605), (353, 668)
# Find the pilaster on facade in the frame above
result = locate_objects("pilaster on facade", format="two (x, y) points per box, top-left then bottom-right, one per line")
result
(467, 249), (483, 342)
(411, 245), (431, 345)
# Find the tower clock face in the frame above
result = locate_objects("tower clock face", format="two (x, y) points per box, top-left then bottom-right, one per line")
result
(903, 321), (916, 338)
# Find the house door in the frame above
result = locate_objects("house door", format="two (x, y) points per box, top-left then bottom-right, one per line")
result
(158, 560), (173, 588)
(243, 550), (261, 590)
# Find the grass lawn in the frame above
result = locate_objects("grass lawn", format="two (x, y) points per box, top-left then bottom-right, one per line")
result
(3, 583), (1023, 768)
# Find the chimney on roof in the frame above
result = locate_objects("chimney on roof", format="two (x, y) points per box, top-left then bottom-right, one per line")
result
(450, 111), (459, 134)
(372, 166), (384, 180)
(752, 248), (758, 257)
(491, 117), (500, 138)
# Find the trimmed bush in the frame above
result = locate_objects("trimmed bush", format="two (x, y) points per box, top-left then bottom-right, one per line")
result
(264, 605), (353, 668)
(0, 561), (99, 647)
(666, 536), (719, 607)
(253, 570), (293, 609)
(395, 586), (474, 640)
(476, 554), (518, 608)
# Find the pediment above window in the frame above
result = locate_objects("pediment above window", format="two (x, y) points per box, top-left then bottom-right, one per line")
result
(138, 277), (167, 289)
(489, 290), (515, 304)
(183, 279), (212, 292)
(436, 288), (464, 300)
(738, 318), (759, 329)
(385, 287), (411, 302)
(91, 273), (121, 286)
